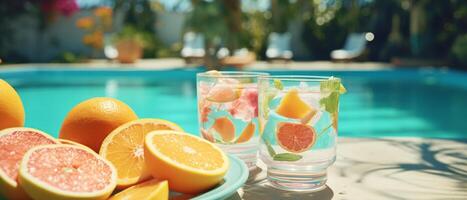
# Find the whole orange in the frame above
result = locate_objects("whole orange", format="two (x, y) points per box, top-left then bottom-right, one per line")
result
(0, 79), (25, 130)
(59, 97), (138, 152)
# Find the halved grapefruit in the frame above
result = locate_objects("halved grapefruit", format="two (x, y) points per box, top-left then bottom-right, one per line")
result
(99, 118), (183, 189)
(18, 144), (117, 200)
(0, 127), (58, 200)
(276, 122), (316, 153)
(58, 138), (93, 151)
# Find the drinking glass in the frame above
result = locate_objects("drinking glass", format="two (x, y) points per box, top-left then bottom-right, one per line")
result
(197, 71), (268, 169)
(258, 75), (345, 191)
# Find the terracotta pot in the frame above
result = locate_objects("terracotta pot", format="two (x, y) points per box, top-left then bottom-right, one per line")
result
(115, 39), (142, 63)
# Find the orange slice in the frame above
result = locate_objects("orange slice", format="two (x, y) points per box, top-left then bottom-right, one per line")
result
(276, 122), (316, 153)
(235, 122), (256, 143)
(276, 89), (315, 119)
(144, 130), (229, 194)
(206, 84), (241, 103)
(99, 119), (183, 189)
(212, 117), (235, 142)
(109, 179), (168, 200)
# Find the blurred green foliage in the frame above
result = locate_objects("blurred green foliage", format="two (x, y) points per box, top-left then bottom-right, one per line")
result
(1, 0), (466, 68)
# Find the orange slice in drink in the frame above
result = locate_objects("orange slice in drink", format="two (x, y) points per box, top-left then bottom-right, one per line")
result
(212, 117), (235, 142)
(206, 84), (241, 103)
(235, 122), (255, 143)
(276, 89), (316, 119)
(144, 130), (229, 194)
(109, 179), (168, 200)
(276, 122), (316, 153)
(99, 119), (183, 189)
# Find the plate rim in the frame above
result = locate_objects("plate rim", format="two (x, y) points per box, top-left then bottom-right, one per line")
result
(192, 154), (249, 200)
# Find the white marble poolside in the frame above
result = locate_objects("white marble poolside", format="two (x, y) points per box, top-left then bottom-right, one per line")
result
(230, 137), (467, 200)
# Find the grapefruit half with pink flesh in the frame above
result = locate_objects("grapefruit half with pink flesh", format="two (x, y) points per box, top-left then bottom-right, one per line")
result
(0, 127), (58, 200)
(276, 122), (316, 153)
(18, 144), (117, 200)
(58, 138), (93, 151)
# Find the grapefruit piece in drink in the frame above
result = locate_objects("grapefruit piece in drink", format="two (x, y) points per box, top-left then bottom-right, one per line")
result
(18, 144), (117, 200)
(276, 122), (317, 153)
(108, 179), (168, 200)
(0, 127), (58, 200)
(99, 118), (183, 189)
(144, 130), (229, 194)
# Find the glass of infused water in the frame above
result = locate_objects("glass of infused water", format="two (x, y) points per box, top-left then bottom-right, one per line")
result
(197, 71), (268, 170)
(258, 75), (346, 191)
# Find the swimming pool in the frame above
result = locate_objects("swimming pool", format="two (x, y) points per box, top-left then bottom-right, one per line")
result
(1, 67), (466, 139)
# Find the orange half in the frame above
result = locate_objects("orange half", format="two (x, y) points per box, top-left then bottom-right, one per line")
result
(99, 119), (183, 189)
(144, 130), (229, 194)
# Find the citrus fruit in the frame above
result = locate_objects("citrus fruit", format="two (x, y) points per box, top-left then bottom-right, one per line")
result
(59, 97), (138, 152)
(206, 83), (241, 103)
(200, 128), (215, 143)
(18, 144), (117, 200)
(211, 117), (235, 142)
(235, 122), (255, 143)
(0, 79), (25, 130)
(276, 122), (316, 153)
(58, 138), (93, 151)
(144, 130), (229, 194)
(108, 179), (168, 200)
(275, 89), (315, 119)
(0, 127), (58, 200)
(99, 119), (183, 189)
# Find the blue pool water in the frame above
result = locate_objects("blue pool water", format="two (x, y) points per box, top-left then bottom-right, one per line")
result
(1, 67), (466, 139)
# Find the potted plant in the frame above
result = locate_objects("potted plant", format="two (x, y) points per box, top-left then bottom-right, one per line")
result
(112, 26), (146, 63)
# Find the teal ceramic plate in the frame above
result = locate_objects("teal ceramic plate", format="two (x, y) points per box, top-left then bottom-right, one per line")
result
(0, 155), (248, 200)
(192, 154), (249, 200)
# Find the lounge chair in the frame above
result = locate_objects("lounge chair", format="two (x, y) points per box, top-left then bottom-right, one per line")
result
(266, 32), (293, 61)
(330, 33), (367, 61)
(219, 48), (256, 68)
(181, 32), (205, 64)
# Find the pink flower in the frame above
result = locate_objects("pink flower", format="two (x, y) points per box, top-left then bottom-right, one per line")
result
(41, 0), (79, 17)
(228, 88), (258, 122)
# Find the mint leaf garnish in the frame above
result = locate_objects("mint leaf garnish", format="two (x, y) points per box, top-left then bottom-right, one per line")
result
(320, 77), (346, 114)
(273, 153), (302, 161)
(273, 79), (283, 90)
